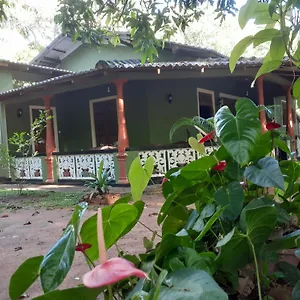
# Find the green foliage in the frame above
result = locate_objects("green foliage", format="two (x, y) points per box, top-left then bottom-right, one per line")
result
(9, 256), (44, 300)
(215, 98), (261, 165)
(169, 116), (215, 141)
(128, 156), (154, 201)
(55, 0), (237, 63)
(85, 160), (111, 195)
(9, 99), (298, 300)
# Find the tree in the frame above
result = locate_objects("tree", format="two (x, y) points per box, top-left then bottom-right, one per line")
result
(55, 0), (238, 63)
(0, 0), (59, 62)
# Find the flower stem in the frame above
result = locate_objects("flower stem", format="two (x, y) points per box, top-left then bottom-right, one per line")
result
(97, 208), (107, 264)
(138, 221), (162, 238)
(108, 285), (113, 300)
(248, 237), (262, 300)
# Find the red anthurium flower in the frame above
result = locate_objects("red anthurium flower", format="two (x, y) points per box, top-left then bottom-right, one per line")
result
(213, 160), (227, 171)
(161, 177), (168, 185)
(83, 257), (147, 288)
(266, 122), (281, 130)
(199, 131), (215, 143)
(83, 208), (147, 289)
(75, 243), (92, 252)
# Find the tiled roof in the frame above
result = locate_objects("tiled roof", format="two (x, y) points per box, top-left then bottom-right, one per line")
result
(0, 59), (72, 74)
(0, 57), (276, 97)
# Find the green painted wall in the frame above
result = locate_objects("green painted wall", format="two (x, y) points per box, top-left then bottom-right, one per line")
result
(0, 71), (13, 92)
(59, 44), (190, 72)
(5, 98), (44, 152)
(60, 44), (143, 72)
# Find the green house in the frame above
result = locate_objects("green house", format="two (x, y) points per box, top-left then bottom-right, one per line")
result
(0, 34), (298, 183)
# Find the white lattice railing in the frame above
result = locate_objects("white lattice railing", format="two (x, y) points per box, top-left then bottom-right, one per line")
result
(14, 157), (43, 180)
(56, 153), (115, 180)
(139, 147), (214, 177)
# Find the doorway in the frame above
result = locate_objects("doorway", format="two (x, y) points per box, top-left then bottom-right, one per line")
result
(29, 106), (59, 153)
(90, 97), (118, 148)
(197, 88), (215, 118)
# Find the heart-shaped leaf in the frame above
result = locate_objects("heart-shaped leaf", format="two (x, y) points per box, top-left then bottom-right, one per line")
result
(80, 203), (138, 261)
(214, 182), (244, 221)
(215, 98), (261, 165)
(244, 156), (285, 190)
(128, 156), (154, 201)
(217, 206), (276, 271)
(40, 226), (76, 293)
(40, 202), (87, 293)
(9, 256), (44, 300)
(159, 269), (228, 300)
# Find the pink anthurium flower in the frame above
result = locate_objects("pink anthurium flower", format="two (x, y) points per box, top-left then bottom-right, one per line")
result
(82, 208), (147, 288)
(213, 160), (227, 171)
(83, 257), (147, 288)
(266, 122), (281, 130)
(199, 131), (215, 143)
(75, 243), (92, 252)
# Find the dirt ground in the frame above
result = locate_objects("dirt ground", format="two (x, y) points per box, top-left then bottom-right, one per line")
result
(0, 189), (164, 300)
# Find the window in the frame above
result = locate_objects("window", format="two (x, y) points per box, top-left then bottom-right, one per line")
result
(197, 88), (215, 118)
(219, 93), (240, 114)
(90, 97), (118, 148)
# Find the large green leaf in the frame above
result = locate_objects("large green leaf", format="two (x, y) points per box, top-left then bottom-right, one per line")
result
(255, 59), (282, 81)
(280, 160), (300, 183)
(39, 202), (87, 293)
(245, 206), (277, 248)
(253, 28), (279, 47)
(239, 0), (258, 29)
(40, 226), (76, 293)
(270, 36), (286, 61)
(214, 182), (244, 221)
(244, 156), (285, 190)
(215, 98), (261, 165)
(159, 269), (228, 300)
(32, 286), (104, 300)
(128, 156), (154, 201)
(156, 233), (192, 261)
(80, 203), (138, 261)
(250, 131), (273, 161)
(9, 256), (44, 300)
(229, 36), (254, 72)
(180, 156), (216, 180)
(217, 206), (276, 271)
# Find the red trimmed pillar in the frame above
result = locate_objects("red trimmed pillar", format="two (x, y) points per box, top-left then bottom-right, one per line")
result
(43, 95), (56, 183)
(257, 76), (267, 132)
(286, 86), (296, 153)
(114, 79), (129, 184)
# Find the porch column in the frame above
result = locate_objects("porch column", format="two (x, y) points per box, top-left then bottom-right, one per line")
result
(114, 79), (129, 184)
(286, 86), (296, 153)
(43, 95), (56, 183)
(257, 76), (267, 132)
(0, 102), (9, 178)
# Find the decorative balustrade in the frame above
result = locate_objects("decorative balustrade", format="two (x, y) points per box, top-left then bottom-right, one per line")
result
(15, 157), (43, 180)
(56, 153), (115, 180)
(139, 146), (214, 177)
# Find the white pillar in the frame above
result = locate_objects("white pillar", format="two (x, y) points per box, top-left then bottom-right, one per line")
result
(0, 102), (9, 178)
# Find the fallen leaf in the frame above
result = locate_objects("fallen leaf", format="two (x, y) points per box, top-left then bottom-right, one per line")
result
(48, 220), (54, 224)
(23, 222), (31, 225)
(1, 214), (9, 218)
(14, 246), (22, 251)
(32, 211), (40, 216)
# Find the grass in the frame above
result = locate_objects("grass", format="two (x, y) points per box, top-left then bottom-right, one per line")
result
(0, 189), (86, 209)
